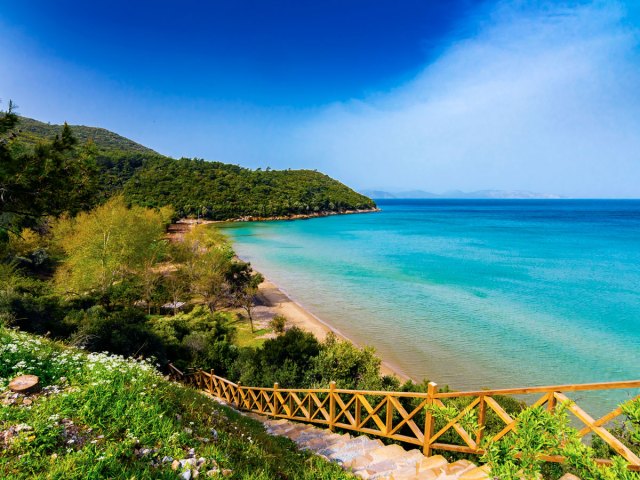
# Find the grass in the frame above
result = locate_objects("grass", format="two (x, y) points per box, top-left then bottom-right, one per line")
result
(231, 317), (271, 349)
(0, 327), (353, 479)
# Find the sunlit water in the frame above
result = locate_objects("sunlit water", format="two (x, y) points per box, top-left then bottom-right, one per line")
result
(221, 200), (640, 411)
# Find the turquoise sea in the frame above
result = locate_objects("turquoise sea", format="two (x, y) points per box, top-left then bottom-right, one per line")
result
(221, 200), (640, 410)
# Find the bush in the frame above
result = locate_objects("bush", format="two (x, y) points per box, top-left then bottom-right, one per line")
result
(592, 397), (640, 461)
(147, 306), (238, 373)
(482, 401), (640, 480)
(270, 314), (287, 334)
(306, 332), (384, 390)
(232, 328), (320, 388)
(71, 307), (167, 362)
(2, 292), (67, 335)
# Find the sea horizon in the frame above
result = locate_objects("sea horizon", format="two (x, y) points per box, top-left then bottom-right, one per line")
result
(222, 199), (640, 412)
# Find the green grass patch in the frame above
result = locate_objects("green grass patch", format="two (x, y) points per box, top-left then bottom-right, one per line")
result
(231, 320), (271, 349)
(0, 327), (352, 479)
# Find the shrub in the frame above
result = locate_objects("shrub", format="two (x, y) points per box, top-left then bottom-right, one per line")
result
(482, 401), (640, 480)
(270, 314), (287, 334)
(306, 332), (383, 390)
(232, 328), (320, 388)
(147, 306), (238, 373)
(71, 307), (167, 362)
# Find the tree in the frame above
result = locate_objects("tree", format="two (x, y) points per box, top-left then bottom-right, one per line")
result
(172, 224), (233, 312)
(163, 268), (189, 315)
(52, 196), (169, 303)
(226, 261), (264, 332)
(138, 245), (165, 314)
(232, 328), (321, 387)
(1, 106), (98, 235)
(121, 156), (376, 221)
(238, 270), (264, 333)
(0, 100), (18, 135)
(191, 249), (231, 312)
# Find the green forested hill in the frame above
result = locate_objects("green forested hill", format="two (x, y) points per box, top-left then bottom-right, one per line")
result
(15, 116), (157, 154)
(124, 157), (376, 219)
(12, 117), (376, 219)
(12, 117), (163, 198)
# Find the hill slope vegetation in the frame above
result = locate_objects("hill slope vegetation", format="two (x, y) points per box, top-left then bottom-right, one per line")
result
(0, 326), (353, 479)
(10, 117), (377, 220)
(15, 116), (157, 155)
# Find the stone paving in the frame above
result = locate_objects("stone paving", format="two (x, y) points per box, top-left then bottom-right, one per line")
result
(243, 413), (490, 480)
(241, 413), (582, 479)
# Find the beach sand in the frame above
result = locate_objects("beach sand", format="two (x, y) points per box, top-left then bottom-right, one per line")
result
(170, 219), (411, 383)
(252, 278), (412, 383)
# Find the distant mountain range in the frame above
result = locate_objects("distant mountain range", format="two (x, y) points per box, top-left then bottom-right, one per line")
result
(361, 189), (564, 199)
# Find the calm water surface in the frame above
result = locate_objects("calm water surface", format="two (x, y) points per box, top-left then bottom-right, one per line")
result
(221, 200), (640, 410)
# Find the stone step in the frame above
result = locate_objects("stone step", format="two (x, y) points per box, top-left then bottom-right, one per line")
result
(328, 439), (387, 464)
(459, 465), (491, 480)
(443, 460), (476, 476)
(317, 436), (369, 456)
(244, 412), (267, 423)
(299, 432), (346, 450)
(265, 422), (300, 435)
(332, 437), (384, 457)
(240, 411), (491, 480)
(265, 425), (294, 435)
(386, 464), (437, 480)
(279, 425), (317, 440)
(264, 418), (288, 426)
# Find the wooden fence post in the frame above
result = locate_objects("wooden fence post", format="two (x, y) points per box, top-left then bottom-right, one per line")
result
(386, 394), (393, 435)
(476, 395), (486, 445)
(209, 370), (215, 395)
(329, 381), (336, 431)
(423, 382), (438, 456)
(273, 383), (279, 417)
(288, 391), (293, 418)
(236, 382), (242, 408)
(547, 391), (557, 412)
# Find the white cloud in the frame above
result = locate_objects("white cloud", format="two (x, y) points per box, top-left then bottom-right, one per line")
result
(289, 0), (640, 197)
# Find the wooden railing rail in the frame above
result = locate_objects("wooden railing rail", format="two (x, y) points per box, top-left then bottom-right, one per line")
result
(432, 380), (640, 398)
(167, 365), (640, 470)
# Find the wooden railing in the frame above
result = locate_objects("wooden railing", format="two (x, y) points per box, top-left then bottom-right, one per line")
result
(167, 364), (640, 470)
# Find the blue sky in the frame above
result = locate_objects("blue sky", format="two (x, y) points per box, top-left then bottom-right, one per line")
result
(1, 0), (639, 197)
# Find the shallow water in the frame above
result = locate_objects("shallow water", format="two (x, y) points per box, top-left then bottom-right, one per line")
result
(221, 200), (640, 411)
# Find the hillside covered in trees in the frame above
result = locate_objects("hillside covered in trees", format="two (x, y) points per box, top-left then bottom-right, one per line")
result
(10, 117), (377, 220)
(124, 157), (376, 219)
(14, 116), (157, 154)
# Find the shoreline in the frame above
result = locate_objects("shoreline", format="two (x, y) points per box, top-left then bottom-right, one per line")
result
(173, 207), (380, 227)
(180, 215), (412, 383)
(232, 207), (380, 222)
(254, 276), (412, 383)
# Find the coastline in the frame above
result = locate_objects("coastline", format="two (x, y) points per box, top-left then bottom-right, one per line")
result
(171, 208), (380, 227)
(171, 215), (411, 382)
(229, 207), (380, 223)
(254, 276), (412, 383)
(183, 214), (414, 383)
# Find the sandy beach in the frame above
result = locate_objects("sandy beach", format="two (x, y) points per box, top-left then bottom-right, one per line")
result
(252, 277), (412, 383)
(172, 219), (412, 383)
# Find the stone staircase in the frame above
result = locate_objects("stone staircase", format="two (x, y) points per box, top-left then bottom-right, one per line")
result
(243, 413), (490, 480)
